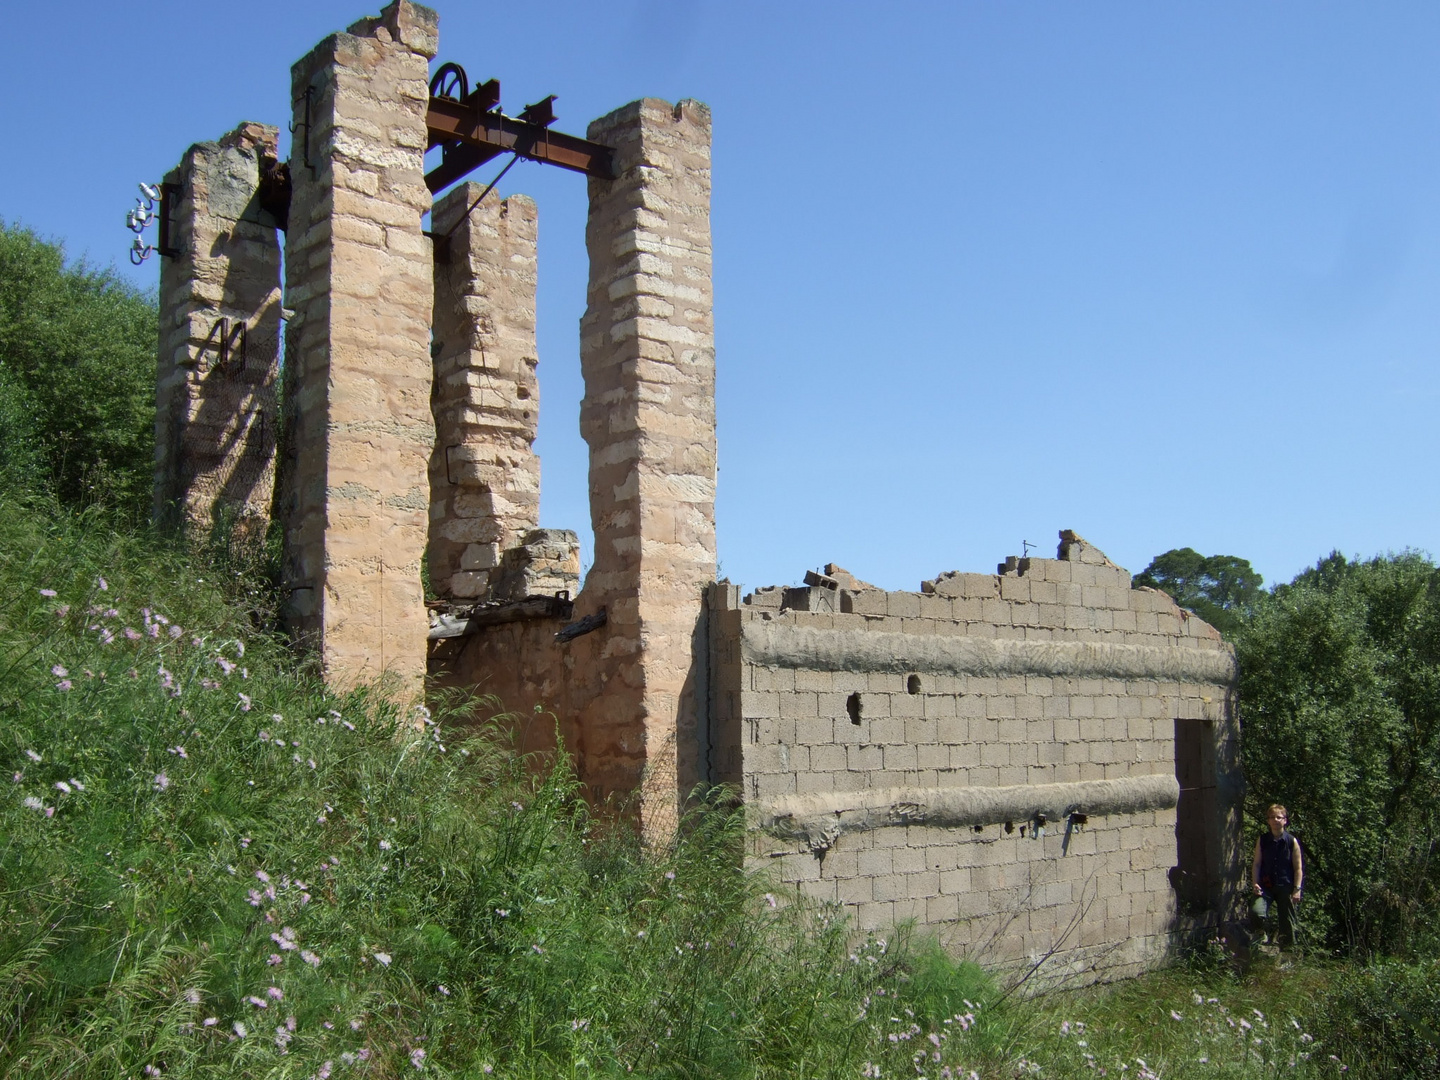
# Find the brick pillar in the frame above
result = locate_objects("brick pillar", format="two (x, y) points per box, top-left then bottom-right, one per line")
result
(154, 123), (281, 536)
(277, 1), (437, 694)
(428, 186), (541, 601)
(576, 99), (716, 837)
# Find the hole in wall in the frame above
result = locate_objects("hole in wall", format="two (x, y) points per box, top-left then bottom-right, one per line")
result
(907, 674), (921, 695)
(1004, 820), (1014, 834)
(971, 824), (983, 834)
(846, 692), (862, 725)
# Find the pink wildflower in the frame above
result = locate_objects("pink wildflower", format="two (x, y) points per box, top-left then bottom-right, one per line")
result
(39, 589), (57, 597)
(246, 995), (268, 1009)
(267, 986), (284, 1001)
(22, 796), (44, 811)
(201, 679), (220, 691)
(410, 1048), (426, 1069)
(268, 954), (283, 966)
(54, 781), (72, 795)
(233, 1021), (248, 1038)
(124, 628), (140, 640)
(55, 605), (70, 617)
(24, 750), (40, 763)
(217, 657), (236, 676)
(169, 625), (182, 639)
(318, 1061), (333, 1080)
(153, 773), (170, 792)
(373, 952), (392, 966)
(97, 577), (108, 591)
(147, 623), (160, 638)
(98, 629), (114, 645)
(301, 949), (321, 967)
(56, 680), (72, 691)
(239, 693), (252, 711)
(202, 1017), (218, 1027)
(51, 664), (68, 678)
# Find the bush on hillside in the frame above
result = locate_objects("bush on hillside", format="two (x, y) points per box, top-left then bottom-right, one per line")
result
(0, 222), (156, 516)
(1236, 551), (1440, 956)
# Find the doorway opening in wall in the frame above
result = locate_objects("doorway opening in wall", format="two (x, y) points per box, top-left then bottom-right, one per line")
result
(846, 692), (862, 724)
(907, 674), (922, 694)
(1173, 716), (1215, 913)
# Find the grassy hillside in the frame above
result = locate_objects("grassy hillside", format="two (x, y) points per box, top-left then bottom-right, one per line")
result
(3, 490), (1434, 1078)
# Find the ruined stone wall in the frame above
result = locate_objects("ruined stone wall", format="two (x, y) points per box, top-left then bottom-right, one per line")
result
(277, 1), (437, 694)
(709, 535), (1242, 985)
(428, 186), (542, 601)
(155, 123), (281, 535)
(435, 98), (716, 835)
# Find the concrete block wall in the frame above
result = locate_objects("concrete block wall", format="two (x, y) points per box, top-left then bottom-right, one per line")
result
(155, 123), (281, 535)
(277, 0), (438, 695)
(428, 186), (542, 601)
(710, 533), (1242, 984)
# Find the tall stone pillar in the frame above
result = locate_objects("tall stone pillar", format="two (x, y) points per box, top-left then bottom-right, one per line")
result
(154, 123), (281, 536)
(277, 1), (437, 694)
(428, 186), (541, 600)
(576, 99), (716, 837)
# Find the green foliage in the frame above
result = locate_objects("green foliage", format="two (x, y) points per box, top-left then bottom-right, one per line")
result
(1314, 958), (1440, 1078)
(1236, 551), (1440, 956)
(1134, 548), (1264, 636)
(0, 221), (156, 516)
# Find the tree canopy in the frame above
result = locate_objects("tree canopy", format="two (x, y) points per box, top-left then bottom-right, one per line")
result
(1133, 548), (1263, 636)
(1236, 550), (1440, 955)
(0, 221), (156, 516)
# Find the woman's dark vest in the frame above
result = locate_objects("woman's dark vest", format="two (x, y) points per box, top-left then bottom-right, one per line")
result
(1259, 830), (1296, 891)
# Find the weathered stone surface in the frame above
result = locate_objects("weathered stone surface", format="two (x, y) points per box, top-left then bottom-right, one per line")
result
(155, 123), (281, 535)
(573, 98), (716, 837)
(428, 185), (542, 602)
(276, 0), (436, 695)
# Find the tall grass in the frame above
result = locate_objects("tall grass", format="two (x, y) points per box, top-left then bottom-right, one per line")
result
(0, 492), (994, 1078)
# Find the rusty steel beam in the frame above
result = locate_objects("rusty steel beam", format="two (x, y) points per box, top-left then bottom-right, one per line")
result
(425, 96), (614, 191)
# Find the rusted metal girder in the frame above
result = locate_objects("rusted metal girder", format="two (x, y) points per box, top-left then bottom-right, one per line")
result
(425, 95), (614, 193)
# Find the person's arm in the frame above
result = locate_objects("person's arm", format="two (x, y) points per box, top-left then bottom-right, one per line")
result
(1291, 838), (1303, 901)
(1252, 836), (1263, 894)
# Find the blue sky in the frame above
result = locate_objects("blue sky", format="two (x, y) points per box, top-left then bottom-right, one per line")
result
(5, 1), (1437, 593)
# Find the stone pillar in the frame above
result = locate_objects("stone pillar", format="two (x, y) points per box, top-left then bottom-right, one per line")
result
(575, 99), (716, 837)
(428, 186), (542, 601)
(154, 123), (281, 537)
(277, 1), (437, 694)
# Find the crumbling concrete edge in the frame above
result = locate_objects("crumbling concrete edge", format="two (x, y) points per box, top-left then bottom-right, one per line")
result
(758, 774), (1180, 853)
(742, 623), (1237, 684)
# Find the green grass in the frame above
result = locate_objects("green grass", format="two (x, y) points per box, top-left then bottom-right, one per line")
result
(0, 490), (1431, 1078)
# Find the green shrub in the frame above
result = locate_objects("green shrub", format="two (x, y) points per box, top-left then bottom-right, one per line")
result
(1236, 552), (1440, 956)
(0, 221), (156, 516)
(1314, 959), (1440, 1078)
